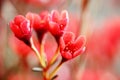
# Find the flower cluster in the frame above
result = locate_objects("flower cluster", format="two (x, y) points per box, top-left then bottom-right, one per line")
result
(9, 10), (86, 80)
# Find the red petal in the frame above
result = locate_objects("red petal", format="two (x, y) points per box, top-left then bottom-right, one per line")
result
(73, 46), (86, 58)
(51, 10), (59, 22)
(59, 19), (68, 30)
(40, 11), (49, 19)
(10, 21), (23, 38)
(61, 10), (69, 22)
(33, 14), (41, 29)
(14, 15), (26, 26)
(62, 32), (75, 45)
(61, 51), (72, 60)
(73, 35), (86, 51)
(26, 12), (41, 30)
(60, 37), (65, 51)
(26, 13), (41, 30)
(49, 21), (60, 35)
(26, 12), (34, 26)
(20, 20), (31, 35)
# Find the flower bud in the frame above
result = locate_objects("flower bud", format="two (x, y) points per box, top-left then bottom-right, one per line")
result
(10, 15), (31, 45)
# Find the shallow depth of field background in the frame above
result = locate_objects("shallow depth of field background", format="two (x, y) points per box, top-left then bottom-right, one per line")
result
(0, 0), (120, 80)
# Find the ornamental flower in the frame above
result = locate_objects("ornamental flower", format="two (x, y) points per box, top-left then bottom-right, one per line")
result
(26, 11), (49, 43)
(10, 15), (31, 45)
(60, 32), (86, 61)
(49, 10), (69, 42)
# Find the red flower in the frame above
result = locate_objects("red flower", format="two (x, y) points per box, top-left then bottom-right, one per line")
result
(26, 11), (49, 43)
(26, 11), (49, 32)
(60, 32), (86, 60)
(49, 10), (69, 42)
(10, 15), (31, 45)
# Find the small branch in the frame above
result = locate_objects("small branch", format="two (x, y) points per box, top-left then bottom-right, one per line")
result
(50, 46), (60, 66)
(49, 61), (63, 79)
(40, 44), (47, 66)
(30, 37), (46, 68)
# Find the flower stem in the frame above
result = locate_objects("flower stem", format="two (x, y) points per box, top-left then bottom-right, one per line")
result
(50, 46), (60, 65)
(43, 70), (49, 80)
(49, 61), (63, 79)
(40, 44), (47, 67)
(30, 37), (46, 68)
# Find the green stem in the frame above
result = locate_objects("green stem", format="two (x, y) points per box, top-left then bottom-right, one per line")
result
(42, 68), (50, 80)
(30, 38), (46, 68)
(40, 44), (47, 67)
(50, 46), (60, 65)
(49, 61), (63, 79)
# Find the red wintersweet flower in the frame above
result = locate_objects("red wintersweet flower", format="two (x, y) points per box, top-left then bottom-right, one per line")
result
(60, 32), (86, 60)
(26, 11), (49, 43)
(10, 15), (31, 45)
(49, 10), (69, 42)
